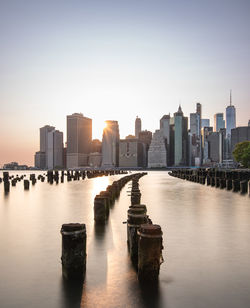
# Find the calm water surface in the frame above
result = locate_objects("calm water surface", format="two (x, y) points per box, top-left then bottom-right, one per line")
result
(0, 171), (250, 308)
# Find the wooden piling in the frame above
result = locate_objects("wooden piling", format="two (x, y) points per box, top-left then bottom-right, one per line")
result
(61, 223), (86, 279)
(137, 224), (163, 282)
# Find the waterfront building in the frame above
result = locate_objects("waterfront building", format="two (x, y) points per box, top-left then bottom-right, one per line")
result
(35, 125), (55, 169)
(101, 120), (120, 168)
(47, 130), (63, 169)
(39, 125), (55, 168)
(138, 130), (152, 167)
(135, 116), (142, 138)
(34, 151), (46, 169)
(174, 106), (188, 166)
(3, 162), (29, 170)
(248, 120), (250, 126)
(231, 126), (250, 153)
(201, 126), (213, 164)
(207, 132), (220, 163)
(148, 130), (167, 168)
(206, 128), (226, 165)
(214, 113), (225, 132)
(88, 152), (102, 168)
(119, 138), (143, 168)
(66, 113), (92, 168)
(201, 119), (210, 128)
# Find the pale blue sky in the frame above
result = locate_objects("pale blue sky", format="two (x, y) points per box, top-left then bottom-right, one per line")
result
(0, 0), (250, 165)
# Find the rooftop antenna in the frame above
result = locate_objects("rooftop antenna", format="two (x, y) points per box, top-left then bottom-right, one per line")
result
(230, 89), (232, 106)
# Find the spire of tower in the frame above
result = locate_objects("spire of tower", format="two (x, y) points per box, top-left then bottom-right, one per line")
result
(230, 89), (232, 106)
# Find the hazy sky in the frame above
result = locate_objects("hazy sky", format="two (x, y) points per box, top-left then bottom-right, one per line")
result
(0, 0), (250, 166)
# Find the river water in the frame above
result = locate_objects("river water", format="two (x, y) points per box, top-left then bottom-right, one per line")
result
(0, 171), (250, 308)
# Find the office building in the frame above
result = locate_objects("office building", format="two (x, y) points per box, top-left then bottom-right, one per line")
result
(135, 116), (142, 138)
(66, 113), (92, 168)
(231, 126), (250, 153)
(138, 130), (152, 167)
(119, 138), (143, 168)
(214, 113), (225, 132)
(226, 91), (236, 137)
(39, 125), (55, 168)
(148, 130), (167, 168)
(174, 106), (188, 166)
(47, 130), (63, 169)
(101, 120), (120, 167)
(201, 119), (210, 128)
(91, 139), (102, 153)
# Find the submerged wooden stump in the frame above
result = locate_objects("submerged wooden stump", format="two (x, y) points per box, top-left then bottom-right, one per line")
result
(138, 224), (163, 282)
(61, 223), (86, 280)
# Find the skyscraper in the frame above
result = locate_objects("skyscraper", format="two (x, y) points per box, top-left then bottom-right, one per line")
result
(47, 130), (63, 169)
(226, 90), (236, 137)
(101, 120), (120, 167)
(190, 112), (201, 166)
(138, 130), (152, 167)
(196, 102), (202, 135)
(160, 115), (170, 143)
(148, 130), (167, 168)
(174, 106), (188, 166)
(66, 113), (92, 168)
(135, 116), (142, 138)
(214, 113), (225, 132)
(190, 113), (200, 136)
(201, 119), (210, 128)
(40, 125), (55, 168)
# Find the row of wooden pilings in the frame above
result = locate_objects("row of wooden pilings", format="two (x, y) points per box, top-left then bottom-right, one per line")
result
(169, 168), (250, 195)
(93, 173), (139, 223)
(127, 175), (164, 283)
(60, 172), (164, 284)
(0, 169), (128, 193)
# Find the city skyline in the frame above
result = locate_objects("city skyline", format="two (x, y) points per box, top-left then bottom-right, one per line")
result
(1, 0), (250, 166)
(0, 99), (249, 167)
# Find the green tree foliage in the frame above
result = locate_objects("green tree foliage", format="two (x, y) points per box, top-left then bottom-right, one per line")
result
(233, 141), (250, 168)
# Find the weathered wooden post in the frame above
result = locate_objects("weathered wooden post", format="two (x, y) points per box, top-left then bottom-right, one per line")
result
(137, 224), (163, 282)
(240, 180), (248, 194)
(232, 179), (240, 192)
(61, 223), (86, 279)
(131, 192), (141, 206)
(127, 211), (148, 263)
(24, 179), (30, 190)
(226, 179), (232, 190)
(94, 196), (108, 223)
(219, 178), (226, 189)
(3, 172), (10, 193)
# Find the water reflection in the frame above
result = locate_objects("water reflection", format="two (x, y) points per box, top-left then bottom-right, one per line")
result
(139, 281), (163, 308)
(60, 276), (83, 308)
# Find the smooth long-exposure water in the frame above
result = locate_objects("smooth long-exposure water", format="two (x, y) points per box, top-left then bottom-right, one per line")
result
(0, 171), (250, 308)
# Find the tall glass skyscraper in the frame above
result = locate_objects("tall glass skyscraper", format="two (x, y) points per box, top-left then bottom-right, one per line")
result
(174, 106), (188, 166)
(102, 120), (120, 167)
(214, 113), (225, 132)
(226, 90), (236, 137)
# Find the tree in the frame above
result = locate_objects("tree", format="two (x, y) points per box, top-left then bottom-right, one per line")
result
(233, 141), (250, 168)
